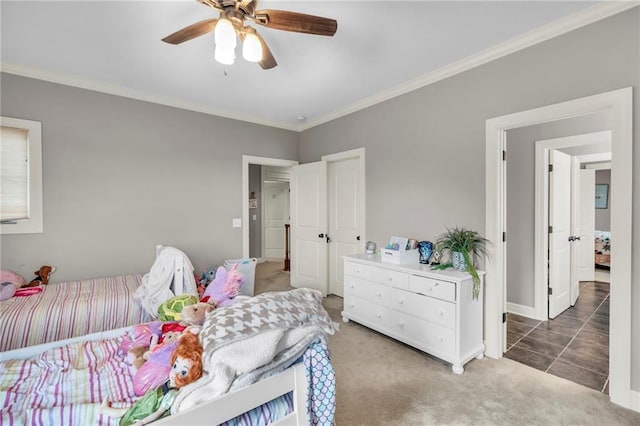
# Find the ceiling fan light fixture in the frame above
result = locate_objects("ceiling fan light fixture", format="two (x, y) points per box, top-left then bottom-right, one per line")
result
(214, 17), (237, 49)
(242, 32), (262, 62)
(215, 45), (235, 65)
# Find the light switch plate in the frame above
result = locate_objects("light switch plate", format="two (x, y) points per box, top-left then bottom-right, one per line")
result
(232, 218), (242, 228)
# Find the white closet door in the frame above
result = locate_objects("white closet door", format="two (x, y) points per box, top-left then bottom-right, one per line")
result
(290, 161), (328, 295)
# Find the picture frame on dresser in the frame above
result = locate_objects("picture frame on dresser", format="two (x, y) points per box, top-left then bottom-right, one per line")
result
(341, 253), (485, 374)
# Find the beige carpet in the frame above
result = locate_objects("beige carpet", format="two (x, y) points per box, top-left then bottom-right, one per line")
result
(254, 261), (640, 425)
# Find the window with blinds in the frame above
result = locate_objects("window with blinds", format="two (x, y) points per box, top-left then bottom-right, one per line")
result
(1, 126), (30, 221)
(0, 116), (43, 234)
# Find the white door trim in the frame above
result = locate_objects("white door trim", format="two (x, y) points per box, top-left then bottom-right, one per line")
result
(242, 156), (298, 259)
(485, 87), (633, 409)
(533, 131), (612, 320)
(321, 148), (367, 248)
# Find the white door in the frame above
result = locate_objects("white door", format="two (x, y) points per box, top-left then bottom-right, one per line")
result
(577, 169), (596, 283)
(262, 181), (290, 259)
(548, 150), (572, 318)
(328, 158), (362, 297)
(290, 161), (328, 295)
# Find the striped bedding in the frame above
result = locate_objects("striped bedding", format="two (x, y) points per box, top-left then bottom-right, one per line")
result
(0, 274), (147, 352)
(0, 333), (333, 425)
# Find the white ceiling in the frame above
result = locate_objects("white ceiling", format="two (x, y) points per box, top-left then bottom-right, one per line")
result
(1, 1), (616, 131)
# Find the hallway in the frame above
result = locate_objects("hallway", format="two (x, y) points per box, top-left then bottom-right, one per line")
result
(505, 280), (610, 393)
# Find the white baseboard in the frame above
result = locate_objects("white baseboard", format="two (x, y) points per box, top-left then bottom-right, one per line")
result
(506, 302), (540, 320)
(630, 390), (640, 413)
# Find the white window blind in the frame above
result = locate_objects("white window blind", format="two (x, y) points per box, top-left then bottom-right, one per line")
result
(1, 126), (30, 221)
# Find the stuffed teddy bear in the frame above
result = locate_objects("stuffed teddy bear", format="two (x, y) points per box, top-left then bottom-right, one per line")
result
(178, 302), (215, 334)
(23, 265), (56, 288)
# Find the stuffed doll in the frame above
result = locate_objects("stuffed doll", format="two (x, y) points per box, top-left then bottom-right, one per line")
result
(201, 264), (244, 307)
(100, 332), (203, 426)
(132, 323), (187, 396)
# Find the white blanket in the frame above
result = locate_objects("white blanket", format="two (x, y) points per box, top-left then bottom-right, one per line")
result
(134, 246), (198, 318)
(171, 289), (338, 414)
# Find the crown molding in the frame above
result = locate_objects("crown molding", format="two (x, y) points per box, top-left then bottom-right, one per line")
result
(0, 63), (298, 132)
(2, 2), (637, 133)
(299, 1), (639, 131)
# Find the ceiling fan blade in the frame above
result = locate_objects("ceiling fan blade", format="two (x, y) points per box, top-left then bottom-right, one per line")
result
(162, 18), (218, 44)
(255, 31), (277, 69)
(254, 10), (337, 36)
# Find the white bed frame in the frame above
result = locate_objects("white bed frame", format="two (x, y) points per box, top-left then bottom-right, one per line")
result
(1, 323), (310, 425)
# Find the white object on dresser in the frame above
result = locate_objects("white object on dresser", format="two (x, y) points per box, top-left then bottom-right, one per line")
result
(342, 253), (485, 374)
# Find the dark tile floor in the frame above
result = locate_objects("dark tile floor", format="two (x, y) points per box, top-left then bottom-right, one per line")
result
(505, 281), (610, 393)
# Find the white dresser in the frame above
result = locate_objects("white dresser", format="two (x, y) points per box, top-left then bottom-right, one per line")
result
(342, 253), (485, 374)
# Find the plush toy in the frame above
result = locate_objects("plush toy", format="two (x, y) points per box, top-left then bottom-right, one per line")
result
(201, 264), (244, 307)
(1, 270), (28, 300)
(100, 332), (204, 426)
(179, 302), (215, 328)
(23, 265), (56, 288)
(157, 294), (198, 322)
(127, 346), (148, 371)
(132, 324), (187, 396)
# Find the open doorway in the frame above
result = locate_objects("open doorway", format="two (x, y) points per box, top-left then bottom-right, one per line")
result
(503, 128), (613, 393)
(485, 87), (633, 409)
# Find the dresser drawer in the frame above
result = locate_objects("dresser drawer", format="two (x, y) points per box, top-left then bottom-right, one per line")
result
(371, 267), (409, 289)
(344, 261), (374, 281)
(390, 310), (455, 359)
(410, 275), (456, 302)
(344, 294), (391, 328)
(344, 276), (390, 306)
(391, 288), (455, 329)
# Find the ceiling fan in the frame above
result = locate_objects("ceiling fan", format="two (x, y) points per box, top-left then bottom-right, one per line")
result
(162, 0), (338, 70)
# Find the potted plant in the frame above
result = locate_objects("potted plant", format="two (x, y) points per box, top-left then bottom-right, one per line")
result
(432, 226), (490, 300)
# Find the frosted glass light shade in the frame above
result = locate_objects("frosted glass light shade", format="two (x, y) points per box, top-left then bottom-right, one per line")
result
(242, 32), (262, 62)
(214, 18), (237, 48)
(215, 45), (235, 65)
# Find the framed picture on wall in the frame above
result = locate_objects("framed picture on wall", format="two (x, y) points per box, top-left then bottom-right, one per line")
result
(595, 184), (608, 209)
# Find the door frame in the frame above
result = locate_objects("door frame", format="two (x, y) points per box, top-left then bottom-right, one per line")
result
(485, 88), (633, 408)
(533, 131), (612, 320)
(242, 156), (298, 259)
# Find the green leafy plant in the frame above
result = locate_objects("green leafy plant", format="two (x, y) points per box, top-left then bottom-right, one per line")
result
(432, 227), (490, 299)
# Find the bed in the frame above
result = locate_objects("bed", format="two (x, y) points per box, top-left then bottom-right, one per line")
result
(0, 274), (148, 352)
(0, 288), (337, 426)
(0, 246), (197, 353)
(594, 230), (611, 269)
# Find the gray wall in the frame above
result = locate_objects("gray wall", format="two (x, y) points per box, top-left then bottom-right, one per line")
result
(505, 113), (611, 307)
(248, 164), (262, 258)
(0, 73), (297, 281)
(596, 169), (611, 231)
(298, 9), (639, 389)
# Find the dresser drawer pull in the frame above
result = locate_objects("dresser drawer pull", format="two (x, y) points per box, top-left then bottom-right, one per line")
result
(350, 284), (355, 289)
(437, 336), (444, 343)
(376, 292), (382, 298)
(397, 299), (404, 305)
(386, 276), (393, 282)
(376, 313), (382, 319)
(398, 321), (405, 328)
(437, 310), (444, 317)
(349, 303), (355, 308)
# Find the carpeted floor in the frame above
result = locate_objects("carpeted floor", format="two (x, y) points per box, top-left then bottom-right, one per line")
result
(254, 261), (640, 425)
